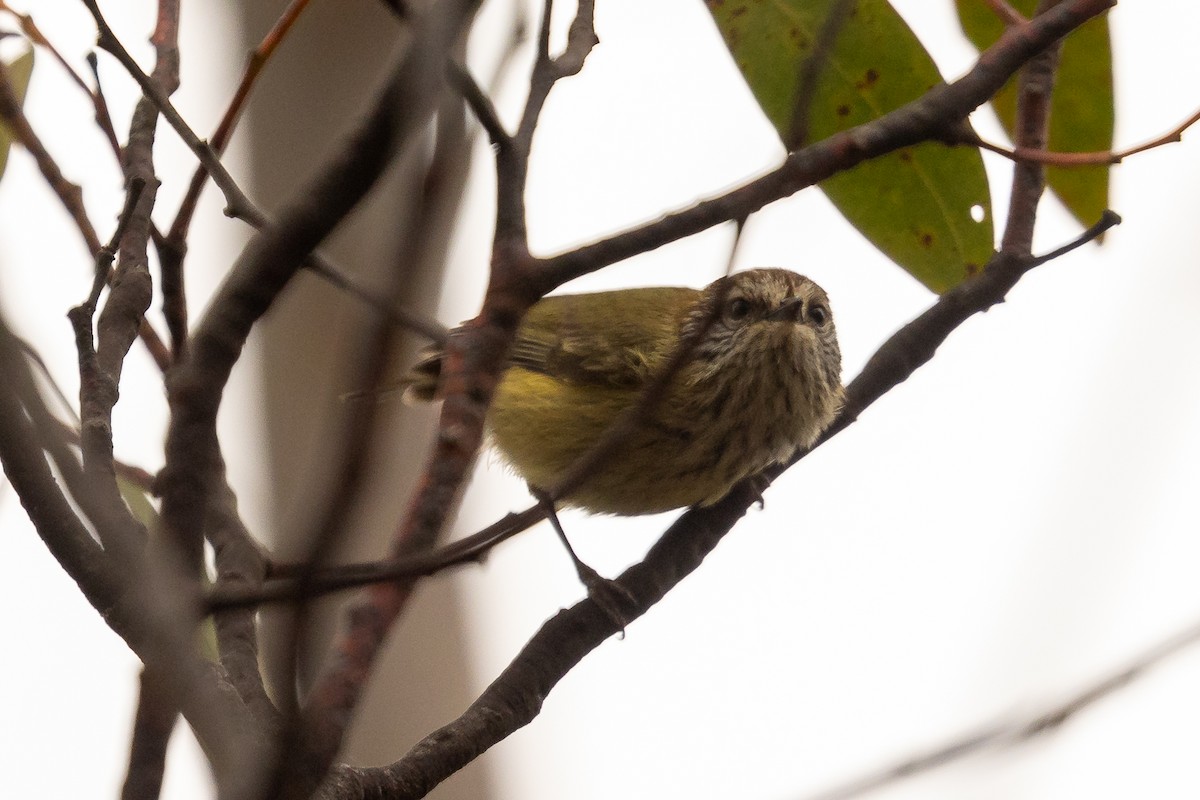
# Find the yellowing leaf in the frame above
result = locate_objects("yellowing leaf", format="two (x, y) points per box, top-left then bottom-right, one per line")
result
(0, 48), (34, 182)
(706, 0), (994, 292)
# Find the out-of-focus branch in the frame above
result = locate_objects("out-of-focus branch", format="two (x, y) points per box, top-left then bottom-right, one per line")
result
(0, 317), (264, 798)
(268, 62), (478, 797)
(295, 4), (597, 796)
(0, 3), (123, 155)
(120, 670), (175, 800)
(0, 49), (170, 371)
(208, 479), (278, 730)
(799, 616), (1200, 800)
(162, 0), (316, 358)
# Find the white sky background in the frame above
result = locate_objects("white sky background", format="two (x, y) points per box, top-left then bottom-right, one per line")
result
(3, 2), (1200, 799)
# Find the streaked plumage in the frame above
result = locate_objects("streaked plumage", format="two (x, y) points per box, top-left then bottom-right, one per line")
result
(409, 268), (843, 515)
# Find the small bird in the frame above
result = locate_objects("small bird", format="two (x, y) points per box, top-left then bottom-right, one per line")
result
(408, 268), (844, 516)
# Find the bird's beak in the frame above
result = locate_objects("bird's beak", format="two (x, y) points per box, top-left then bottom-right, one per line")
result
(768, 297), (804, 322)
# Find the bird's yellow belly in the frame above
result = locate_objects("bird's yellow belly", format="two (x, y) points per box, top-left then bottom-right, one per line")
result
(487, 368), (810, 515)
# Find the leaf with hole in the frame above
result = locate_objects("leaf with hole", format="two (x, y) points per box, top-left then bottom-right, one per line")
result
(956, 0), (1113, 230)
(705, 0), (994, 292)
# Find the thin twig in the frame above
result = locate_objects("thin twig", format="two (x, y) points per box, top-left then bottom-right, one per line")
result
(0, 3), (122, 156)
(981, 0), (1029, 26)
(799, 616), (1200, 800)
(446, 61), (510, 148)
(0, 47), (170, 371)
(963, 106), (1200, 166)
(999, 0), (1062, 255)
(84, 52), (122, 158)
(161, 0), (316, 358)
(120, 670), (175, 800)
(167, 0), (314, 241)
(80, 0), (256, 220)
(535, 0), (1116, 293)
(85, 177), (146, 307)
(0, 317), (264, 798)
(0, 56), (101, 254)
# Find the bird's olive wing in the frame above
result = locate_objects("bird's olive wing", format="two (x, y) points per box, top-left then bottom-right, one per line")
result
(509, 287), (698, 389)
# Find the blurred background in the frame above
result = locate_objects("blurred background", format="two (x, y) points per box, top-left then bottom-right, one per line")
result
(2, 1), (1199, 798)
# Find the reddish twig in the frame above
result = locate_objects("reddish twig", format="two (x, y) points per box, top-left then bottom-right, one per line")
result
(168, 0), (314, 241)
(0, 3), (122, 156)
(161, 0), (315, 356)
(0, 57), (101, 254)
(533, 0), (1115, 293)
(0, 49), (171, 372)
(966, 105), (1200, 165)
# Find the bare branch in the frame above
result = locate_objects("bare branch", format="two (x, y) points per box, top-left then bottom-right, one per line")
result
(120, 671), (175, 800)
(0, 3), (123, 155)
(81, 0), (256, 220)
(799, 617), (1200, 800)
(999, 0), (1063, 255)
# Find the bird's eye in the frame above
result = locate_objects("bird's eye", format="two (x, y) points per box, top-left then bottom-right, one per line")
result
(725, 297), (751, 321)
(808, 304), (828, 326)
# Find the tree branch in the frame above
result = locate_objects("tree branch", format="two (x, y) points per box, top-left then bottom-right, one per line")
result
(534, 0), (1114, 294)
(799, 615), (1200, 800)
(312, 202), (1119, 799)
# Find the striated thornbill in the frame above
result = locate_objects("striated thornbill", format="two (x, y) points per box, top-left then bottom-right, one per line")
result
(408, 268), (844, 515)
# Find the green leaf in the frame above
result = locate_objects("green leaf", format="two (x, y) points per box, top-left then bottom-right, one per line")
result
(117, 474), (160, 531)
(956, 0), (1113, 229)
(706, 0), (994, 293)
(0, 48), (34, 182)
